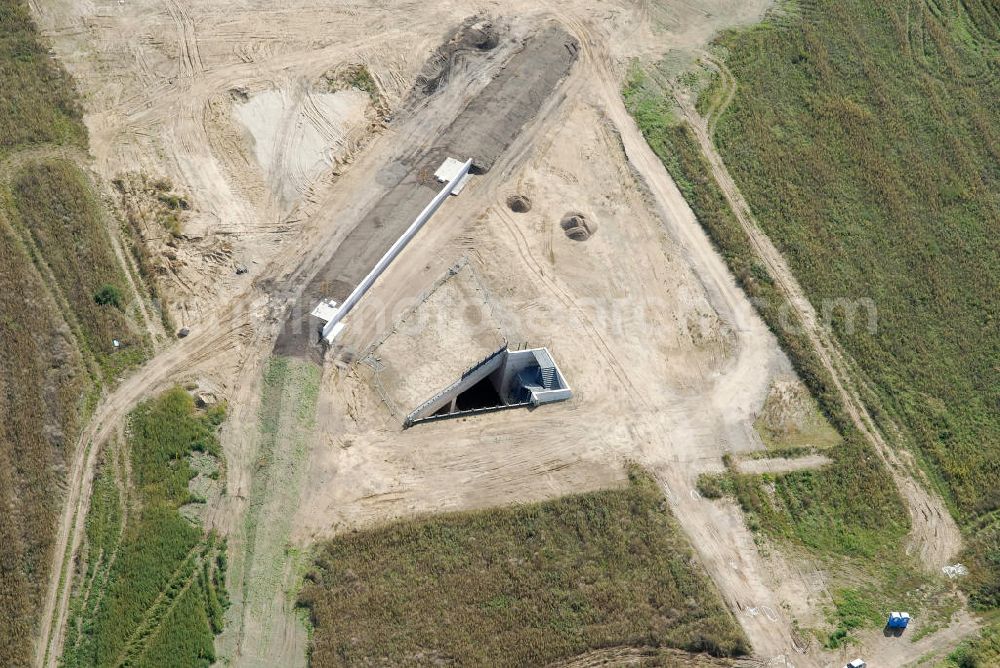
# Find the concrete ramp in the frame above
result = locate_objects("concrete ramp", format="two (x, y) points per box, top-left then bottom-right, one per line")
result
(404, 345), (572, 427)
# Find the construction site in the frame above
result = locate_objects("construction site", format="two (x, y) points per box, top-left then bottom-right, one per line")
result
(17, 0), (983, 667)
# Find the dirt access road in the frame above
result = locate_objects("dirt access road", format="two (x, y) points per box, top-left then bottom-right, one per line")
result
(30, 0), (972, 666)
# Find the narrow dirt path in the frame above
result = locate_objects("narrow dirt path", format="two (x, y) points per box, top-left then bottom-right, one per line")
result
(736, 454), (832, 475)
(106, 218), (166, 350)
(698, 53), (738, 139)
(676, 97), (963, 570)
(0, 143), (90, 184)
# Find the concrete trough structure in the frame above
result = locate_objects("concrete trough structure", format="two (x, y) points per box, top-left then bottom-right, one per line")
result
(404, 344), (572, 427)
(312, 158), (472, 343)
(310, 298), (339, 321)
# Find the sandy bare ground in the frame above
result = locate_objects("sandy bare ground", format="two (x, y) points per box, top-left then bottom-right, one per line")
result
(735, 455), (832, 475)
(28, 1), (975, 667)
(233, 87), (371, 216)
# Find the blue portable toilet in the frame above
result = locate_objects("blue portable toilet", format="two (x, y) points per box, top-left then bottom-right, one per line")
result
(888, 611), (910, 629)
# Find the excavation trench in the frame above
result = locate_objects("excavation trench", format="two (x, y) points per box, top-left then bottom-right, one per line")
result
(273, 25), (579, 359)
(414, 18), (503, 95)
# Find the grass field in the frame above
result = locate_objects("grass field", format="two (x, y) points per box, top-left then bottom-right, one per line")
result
(298, 469), (749, 667)
(113, 172), (200, 333)
(622, 0), (991, 643)
(709, 0), (998, 513)
(9, 159), (150, 380)
(0, 0), (86, 156)
(700, 0), (999, 609)
(0, 209), (88, 666)
(62, 388), (228, 668)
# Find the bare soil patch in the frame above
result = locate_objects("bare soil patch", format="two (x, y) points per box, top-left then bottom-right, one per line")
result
(365, 262), (505, 413)
(233, 87), (370, 214)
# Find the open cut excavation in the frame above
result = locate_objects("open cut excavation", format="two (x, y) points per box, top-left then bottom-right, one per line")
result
(404, 344), (572, 426)
(506, 194), (532, 212)
(560, 210), (596, 241)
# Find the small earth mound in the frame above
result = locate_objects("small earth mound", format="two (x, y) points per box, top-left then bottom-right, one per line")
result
(415, 19), (500, 95)
(506, 195), (532, 213)
(560, 212), (596, 241)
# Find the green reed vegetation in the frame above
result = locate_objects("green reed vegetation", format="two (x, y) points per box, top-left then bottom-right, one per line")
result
(623, 0), (997, 645)
(61, 389), (227, 668)
(704, 0), (998, 609)
(298, 468), (748, 667)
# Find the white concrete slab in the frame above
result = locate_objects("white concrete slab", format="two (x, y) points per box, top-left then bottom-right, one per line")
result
(434, 157), (472, 195)
(311, 298), (339, 322)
